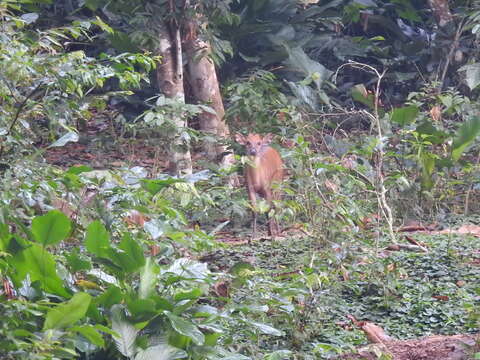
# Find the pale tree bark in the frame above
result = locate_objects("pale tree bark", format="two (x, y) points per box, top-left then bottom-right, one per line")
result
(155, 20), (193, 176)
(183, 18), (236, 172)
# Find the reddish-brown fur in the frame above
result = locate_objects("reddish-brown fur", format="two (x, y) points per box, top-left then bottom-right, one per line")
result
(235, 133), (284, 238)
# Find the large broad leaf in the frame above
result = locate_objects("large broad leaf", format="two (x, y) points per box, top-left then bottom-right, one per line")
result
(66, 165), (93, 175)
(43, 292), (92, 330)
(144, 219), (168, 240)
(141, 178), (185, 196)
(390, 105), (419, 126)
(451, 116), (480, 161)
(31, 210), (71, 246)
(70, 324), (105, 347)
(48, 132), (79, 148)
(294, 0), (343, 22)
(351, 84), (375, 110)
(421, 152), (436, 191)
(66, 249), (92, 273)
(85, 220), (111, 258)
(162, 258), (210, 281)
(459, 63), (480, 91)
(135, 342), (187, 360)
(108, 234), (145, 273)
(248, 321), (284, 336)
(10, 243), (69, 297)
(284, 47), (331, 105)
(263, 350), (293, 360)
(286, 81), (320, 110)
(111, 305), (139, 358)
(165, 312), (205, 346)
(285, 47), (331, 87)
(174, 288), (202, 302)
(415, 122), (448, 145)
(127, 298), (156, 320)
(139, 257), (159, 299)
(97, 285), (123, 308)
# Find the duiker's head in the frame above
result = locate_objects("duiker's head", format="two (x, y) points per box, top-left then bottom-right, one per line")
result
(235, 133), (273, 156)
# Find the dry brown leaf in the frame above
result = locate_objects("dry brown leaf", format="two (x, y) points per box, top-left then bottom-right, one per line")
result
(324, 179), (339, 192)
(124, 210), (149, 227)
(213, 281), (230, 298)
(52, 198), (76, 219)
(405, 235), (427, 248)
(341, 154), (357, 170)
(430, 105), (442, 122)
(341, 266), (350, 281)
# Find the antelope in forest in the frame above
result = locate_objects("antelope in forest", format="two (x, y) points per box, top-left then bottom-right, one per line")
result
(235, 133), (284, 240)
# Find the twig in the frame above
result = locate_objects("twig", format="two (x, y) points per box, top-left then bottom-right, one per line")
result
(334, 61), (395, 243)
(437, 17), (466, 92)
(464, 148), (480, 215)
(0, 82), (44, 158)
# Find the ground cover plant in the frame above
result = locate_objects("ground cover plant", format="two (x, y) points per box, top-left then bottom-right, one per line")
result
(1, 0), (480, 359)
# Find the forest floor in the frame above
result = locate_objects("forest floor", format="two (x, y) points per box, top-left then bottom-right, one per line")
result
(341, 334), (478, 360)
(44, 120), (480, 360)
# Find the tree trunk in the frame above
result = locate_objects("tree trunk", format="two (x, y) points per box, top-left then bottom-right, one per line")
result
(155, 20), (192, 176)
(428, 0), (460, 92)
(183, 20), (235, 171)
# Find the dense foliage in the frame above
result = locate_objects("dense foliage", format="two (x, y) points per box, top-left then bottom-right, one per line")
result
(0, 0), (480, 359)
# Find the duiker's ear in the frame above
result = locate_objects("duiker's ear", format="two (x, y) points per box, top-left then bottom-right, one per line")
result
(262, 133), (274, 144)
(235, 133), (247, 144)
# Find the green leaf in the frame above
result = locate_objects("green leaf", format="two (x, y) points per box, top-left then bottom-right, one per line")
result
(118, 233), (145, 270)
(31, 210), (71, 246)
(111, 305), (138, 358)
(139, 257), (159, 299)
(390, 105), (419, 126)
(264, 350), (293, 360)
(163, 259), (210, 281)
(249, 321), (284, 336)
(134, 342), (187, 360)
(420, 153), (436, 190)
(10, 243), (69, 297)
(66, 165), (93, 175)
(415, 122), (448, 145)
(108, 234), (145, 273)
(44, 292), (91, 330)
(229, 261), (256, 276)
(97, 285), (123, 308)
(85, 220), (111, 258)
(127, 298), (156, 319)
(153, 297), (174, 312)
(66, 249), (92, 273)
(92, 16), (113, 33)
(174, 288), (202, 302)
(71, 324), (105, 347)
(21, 13), (39, 24)
(165, 312), (205, 346)
(351, 84), (375, 110)
(48, 132), (79, 148)
(451, 116), (480, 161)
(459, 63), (480, 90)
(95, 324), (119, 338)
(141, 178), (185, 195)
